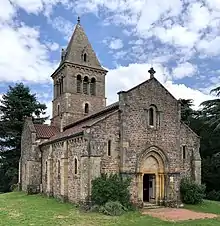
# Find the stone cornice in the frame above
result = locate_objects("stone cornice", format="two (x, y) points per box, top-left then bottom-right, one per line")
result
(39, 131), (84, 147)
(51, 61), (108, 79)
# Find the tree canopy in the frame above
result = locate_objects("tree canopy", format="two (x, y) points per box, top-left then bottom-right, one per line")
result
(200, 86), (220, 131)
(0, 83), (48, 192)
(181, 86), (220, 197)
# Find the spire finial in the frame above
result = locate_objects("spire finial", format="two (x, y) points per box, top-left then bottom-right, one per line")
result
(77, 16), (80, 24)
(148, 67), (156, 79)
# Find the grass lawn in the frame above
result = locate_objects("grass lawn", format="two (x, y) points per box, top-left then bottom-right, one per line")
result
(0, 192), (220, 226)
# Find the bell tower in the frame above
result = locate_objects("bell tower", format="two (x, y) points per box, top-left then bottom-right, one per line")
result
(51, 17), (107, 129)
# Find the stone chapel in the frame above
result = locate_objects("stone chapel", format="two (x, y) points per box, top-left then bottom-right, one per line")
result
(19, 18), (201, 207)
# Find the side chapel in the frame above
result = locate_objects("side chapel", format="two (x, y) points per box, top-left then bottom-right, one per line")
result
(19, 17), (201, 207)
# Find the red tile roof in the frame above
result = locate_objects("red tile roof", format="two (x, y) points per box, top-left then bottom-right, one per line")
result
(34, 124), (59, 139)
(39, 102), (119, 145)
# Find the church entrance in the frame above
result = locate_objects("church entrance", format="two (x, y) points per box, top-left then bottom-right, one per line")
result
(143, 174), (156, 202)
(137, 147), (167, 205)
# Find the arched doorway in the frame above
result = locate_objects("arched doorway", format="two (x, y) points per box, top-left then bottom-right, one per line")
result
(137, 147), (167, 204)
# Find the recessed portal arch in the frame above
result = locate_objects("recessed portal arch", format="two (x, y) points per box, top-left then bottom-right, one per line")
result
(137, 146), (168, 204)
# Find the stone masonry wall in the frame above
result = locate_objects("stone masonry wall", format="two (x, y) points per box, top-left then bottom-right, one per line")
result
(90, 111), (120, 175)
(21, 121), (33, 191)
(20, 119), (41, 191)
(180, 122), (201, 183)
(51, 64), (106, 128)
(42, 142), (65, 200)
(118, 78), (200, 203)
(67, 136), (88, 203)
(41, 134), (89, 203)
(119, 79), (182, 174)
(41, 145), (50, 194)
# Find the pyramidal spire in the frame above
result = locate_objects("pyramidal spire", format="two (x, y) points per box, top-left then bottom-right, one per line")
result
(62, 17), (103, 69)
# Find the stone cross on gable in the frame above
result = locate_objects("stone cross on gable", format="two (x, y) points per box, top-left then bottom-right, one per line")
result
(77, 16), (80, 24)
(148, 67), (156, 79)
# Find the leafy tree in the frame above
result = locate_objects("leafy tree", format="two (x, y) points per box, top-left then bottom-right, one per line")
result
(0, 83), (48, 192)
(200, 86), (220, 131)
(178, 98), (220, 193)
(179, 98), (197, 125)
(202, 154), (220, 192)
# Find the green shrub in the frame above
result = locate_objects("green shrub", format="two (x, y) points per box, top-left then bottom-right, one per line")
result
(99, 201), (127, 216)
(180, 177), (206, 204)
(91, 173), (131, 208)
(10, 183), (19, 192)
(206, 190), (220, 201)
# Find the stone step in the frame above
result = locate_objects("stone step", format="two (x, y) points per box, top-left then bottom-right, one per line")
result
(143, 203), (162, 209)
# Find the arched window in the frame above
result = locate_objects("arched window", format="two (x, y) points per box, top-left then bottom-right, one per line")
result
(83, 76), (89, 94)
(149, 108), (154, 126)
(90, 77), (96, 96)
(77, 74), (82, 93)
(84, 103), (89, 114)
(74, 158), (78, 174)
(57, 104), (60, 116)
(57, 160), (60, 179)
(83, 53), (87, 62)
(148, 105), (159, 127)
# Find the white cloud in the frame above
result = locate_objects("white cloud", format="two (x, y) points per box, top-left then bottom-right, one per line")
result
(164, 81), (215, 109)
(106, 63), (213, 109)
(153, 26), (199, 48)
(72, 0), (220, 63)
(137, 0), (183, 34)
(129, 39), (144, 45)
(197, 36), (220, 56)
(0, 0), (15, 21)
(109, 38), (123, 50)
(49, 16), (74, 40)
(172, 62), (197, 79)
(187, 3), (211, 32)
(103, 37), (124, 50)
(0, 0), (219, 117)
(11, 0), (69, 16)
(0, 24), (56, 82)
(46, 42), (59, 51)
(206, 0), (220, 10)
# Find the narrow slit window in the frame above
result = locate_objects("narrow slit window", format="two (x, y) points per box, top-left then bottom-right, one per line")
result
(107, 140), (111, 156)
(182, 145), (186, 160)
(45, 161), (48, 181)
(77, 75), (82, 93)
(58, 160), (60, 179)
(74, 158), (78, 174)
(60, 77), (64, 93)
(83, 53), (87, 62)
(84, 103), (89, 114)
(57, 104), (60, 116)
(149, 108), (154, 126)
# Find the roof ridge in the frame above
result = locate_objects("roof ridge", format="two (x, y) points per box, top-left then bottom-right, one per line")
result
(64, 102), (119, 130)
